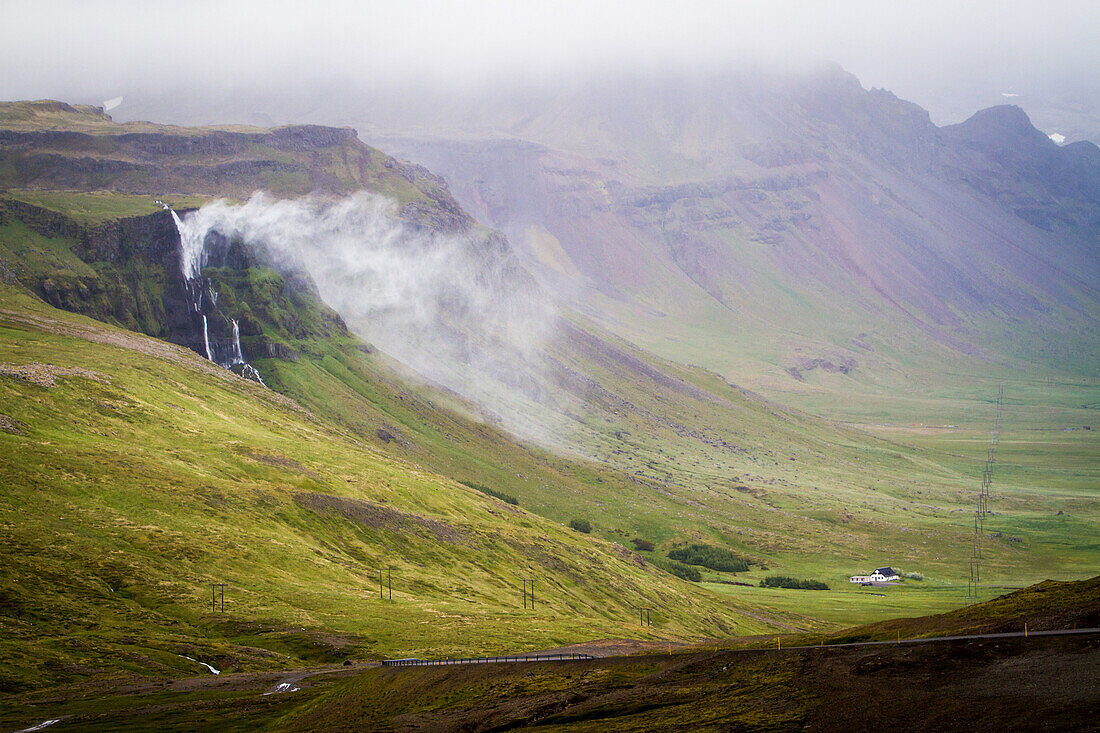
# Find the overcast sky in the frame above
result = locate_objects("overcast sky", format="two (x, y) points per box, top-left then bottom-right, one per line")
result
(2, 0), (1097, 132)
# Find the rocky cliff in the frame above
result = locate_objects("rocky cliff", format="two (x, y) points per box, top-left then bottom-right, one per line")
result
(0, 197), (347, 371)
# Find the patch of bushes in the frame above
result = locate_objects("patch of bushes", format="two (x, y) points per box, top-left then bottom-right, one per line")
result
(651, 556), (702, 582)
(631, 538), (655, 552)
(903, 571), (924, 581)
(569, 518), (591, 533)
(459, 480), (518, 506)
(667, 543), (749, 572)
(760, 576), (829, 590)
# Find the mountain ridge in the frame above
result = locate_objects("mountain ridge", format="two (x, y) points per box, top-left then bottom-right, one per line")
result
(356, 69), (1099, 410)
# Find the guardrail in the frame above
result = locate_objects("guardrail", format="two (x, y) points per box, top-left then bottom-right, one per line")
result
(383, 652), (596, 667)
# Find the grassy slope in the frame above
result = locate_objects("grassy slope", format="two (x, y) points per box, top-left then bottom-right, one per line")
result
(248, 306), (1099, 636)
(264, 576), (1100, 733)
(1, 190), (212, 223)
(0, 284), (785, 695)
(6, 191), (1090, 631)
(114, 576), (1088, 733)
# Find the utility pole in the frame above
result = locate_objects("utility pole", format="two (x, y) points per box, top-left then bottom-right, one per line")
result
(639, 608), (652, 627)
(377, 568), (393, 600)
(210, 583), (227, 613)
(522, 579), (535, 609)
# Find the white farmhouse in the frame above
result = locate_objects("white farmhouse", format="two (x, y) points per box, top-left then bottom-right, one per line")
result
(849, 567), (900, 583)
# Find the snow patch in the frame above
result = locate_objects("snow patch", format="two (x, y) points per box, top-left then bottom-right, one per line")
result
(102, 96), (124, 111)
(1048, 132), (1066, 145)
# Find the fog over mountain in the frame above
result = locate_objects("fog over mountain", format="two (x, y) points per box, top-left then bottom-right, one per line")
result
(2, 1), (1098, 144)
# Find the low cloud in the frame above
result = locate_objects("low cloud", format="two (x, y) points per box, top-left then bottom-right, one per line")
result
(178, 192), (571, 444)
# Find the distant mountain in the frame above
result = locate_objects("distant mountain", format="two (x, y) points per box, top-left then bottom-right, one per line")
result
(347, 66), (1099, 405)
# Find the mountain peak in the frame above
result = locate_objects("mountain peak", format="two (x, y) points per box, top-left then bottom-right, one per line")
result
(946, 104), (1051, 147)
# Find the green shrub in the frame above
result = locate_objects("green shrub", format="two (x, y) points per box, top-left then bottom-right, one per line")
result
(760, 575), (829, 590)
(903, 571), (924, 581)
(631, 538), (655, 552)
(652, 556), (702, 582)
(667, 543), (748, 572)
(569, 518), (592, 533)
(458, 480), (518, 506)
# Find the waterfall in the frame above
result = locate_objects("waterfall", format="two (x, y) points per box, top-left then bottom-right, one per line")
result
(170, 206), (264, 386)
(202, 315), (212, 361)
(230, 319), (244, 364)
(172, 209), (207, 282)
(240, 364), (267, 387)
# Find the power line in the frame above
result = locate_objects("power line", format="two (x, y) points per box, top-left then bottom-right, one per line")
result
(968, 385), (1003, 599)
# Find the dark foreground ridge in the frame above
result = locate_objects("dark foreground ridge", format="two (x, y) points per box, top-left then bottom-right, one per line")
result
(262, 632), (1100, 732)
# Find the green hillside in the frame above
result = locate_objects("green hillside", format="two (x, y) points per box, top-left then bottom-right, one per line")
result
(0, 283), (781, 695)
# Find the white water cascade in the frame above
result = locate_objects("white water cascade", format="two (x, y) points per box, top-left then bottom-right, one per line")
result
(202, 315), (212, 360)
(170, 207), (264, 385)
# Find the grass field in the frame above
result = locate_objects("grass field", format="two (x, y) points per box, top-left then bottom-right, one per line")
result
(3, 190), (213, 223)
(702, 581), (1008, 631)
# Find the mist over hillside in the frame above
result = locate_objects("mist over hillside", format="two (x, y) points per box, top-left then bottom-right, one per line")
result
(175, 192), (570, 444)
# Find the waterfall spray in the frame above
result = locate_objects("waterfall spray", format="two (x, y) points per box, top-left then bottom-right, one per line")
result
(167, 192), (564, 443)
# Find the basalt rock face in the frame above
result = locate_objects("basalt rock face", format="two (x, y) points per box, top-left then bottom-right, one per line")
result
(0, 199), (346, 368)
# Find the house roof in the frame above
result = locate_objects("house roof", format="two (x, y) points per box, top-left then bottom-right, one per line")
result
(875, 567), (896, 576)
